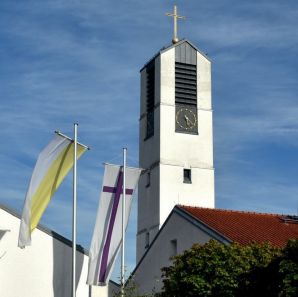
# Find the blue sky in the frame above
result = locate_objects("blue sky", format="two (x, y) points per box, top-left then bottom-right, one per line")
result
(1, 0), (298, 281)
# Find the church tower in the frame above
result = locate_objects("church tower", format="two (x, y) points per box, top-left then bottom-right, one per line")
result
(137, 7), (215, 262)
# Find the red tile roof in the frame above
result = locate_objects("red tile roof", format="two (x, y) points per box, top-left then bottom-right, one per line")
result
(179, 206), (298, 247)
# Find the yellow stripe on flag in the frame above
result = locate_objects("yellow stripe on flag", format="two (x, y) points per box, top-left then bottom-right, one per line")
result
(30, 143), (86, 231)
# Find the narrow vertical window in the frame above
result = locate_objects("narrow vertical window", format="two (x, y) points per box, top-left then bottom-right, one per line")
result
(183, 169), (191, 183)
(145, 232), (150, 249)
(170, 239), (177, 257)
(146, 171), (151, 187)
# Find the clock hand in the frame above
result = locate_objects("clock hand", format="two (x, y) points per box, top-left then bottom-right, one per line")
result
(184, 115), (194, 127)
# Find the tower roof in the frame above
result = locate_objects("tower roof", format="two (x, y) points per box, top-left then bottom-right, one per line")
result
(140, 39), (210, 72)
(178, 205), (298, 247)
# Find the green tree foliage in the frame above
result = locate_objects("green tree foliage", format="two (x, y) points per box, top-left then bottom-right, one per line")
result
(159, 239), (298, 297)
(279, 239), (298, 297)
(113, 278), (156, 297)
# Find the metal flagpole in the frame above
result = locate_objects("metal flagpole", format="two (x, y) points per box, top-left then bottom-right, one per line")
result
(121, 148), (127, 297)
(55, 126), (89, 296)
(72, 123), (78, 297)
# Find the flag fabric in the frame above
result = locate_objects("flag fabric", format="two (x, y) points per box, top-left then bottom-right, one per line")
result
(18, 134), (87, 248)
(87, 164), (142, 286)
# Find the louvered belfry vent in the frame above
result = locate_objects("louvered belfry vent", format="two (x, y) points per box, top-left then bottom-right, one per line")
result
(146, 61), (155, 112)
(175, 62), (197, 106)
(146, 60), (155, 138)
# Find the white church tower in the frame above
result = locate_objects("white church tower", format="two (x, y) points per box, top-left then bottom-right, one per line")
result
(137, 6), (215, 262)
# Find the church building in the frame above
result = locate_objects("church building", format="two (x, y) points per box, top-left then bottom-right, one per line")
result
(129, 6), (298, 296)
(0, 6), (297, 297)
(131, 205), (298, 295)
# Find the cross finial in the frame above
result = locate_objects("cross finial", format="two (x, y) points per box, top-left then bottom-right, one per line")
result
(166, 5), (186, 44)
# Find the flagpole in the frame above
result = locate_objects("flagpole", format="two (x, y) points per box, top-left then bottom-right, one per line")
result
(72, 123), (78, 297)
(121, 148), (127, 297)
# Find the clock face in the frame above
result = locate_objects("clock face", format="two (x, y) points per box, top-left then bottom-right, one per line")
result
(176, 107), (197, 133)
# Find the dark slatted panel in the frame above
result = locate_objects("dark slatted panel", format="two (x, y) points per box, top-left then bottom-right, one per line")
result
(146, 61), (155, 138)
(146, 62), (155, 112)
(175, 62), (197, 106)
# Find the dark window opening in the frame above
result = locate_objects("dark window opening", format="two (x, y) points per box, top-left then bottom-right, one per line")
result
(184, 169), (192, 183)
(146, 61), (155, 139)
(170, 239), (177, 257)
(146, 111), (154, 139)
(145, 232), (150, 249)
(146, 171), (151, 188)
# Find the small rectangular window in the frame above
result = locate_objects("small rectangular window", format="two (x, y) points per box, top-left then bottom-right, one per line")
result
(183, 169), (191, 183)
(146, 111), (154, 139)
(146, 171), (151, 188)
(170, 239), (177, 257)
(145, 232), (150, 249)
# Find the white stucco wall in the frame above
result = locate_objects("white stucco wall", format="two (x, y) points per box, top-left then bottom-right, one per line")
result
(133, 210), (214, 295)
(0, 206), (102, 297)
(138, 56), (162, 262)
(92, 281), (119, 297)
(159, 165), (214, 226)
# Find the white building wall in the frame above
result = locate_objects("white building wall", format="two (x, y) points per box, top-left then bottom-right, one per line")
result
(158, 46), (214, 228)
(137, 56), (162, 262)
(159, 50), (175, 106)
(0, 207), (103, 297)
(197, 51), (212, 110)
(133, 211), (214, 295)
(136, 165), (160, 261)
(159, 165), (214, 226)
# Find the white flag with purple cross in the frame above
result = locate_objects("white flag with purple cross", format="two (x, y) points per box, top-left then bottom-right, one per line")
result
(87, 163), (142, 286)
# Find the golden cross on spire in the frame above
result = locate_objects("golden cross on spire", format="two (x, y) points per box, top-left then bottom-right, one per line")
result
(166, 5), (186, 44)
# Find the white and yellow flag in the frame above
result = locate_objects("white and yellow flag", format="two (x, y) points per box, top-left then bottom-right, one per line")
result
(18, 134), (87, 248)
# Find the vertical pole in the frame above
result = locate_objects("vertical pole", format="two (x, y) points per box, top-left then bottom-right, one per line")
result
(72, 123), (78, 297)
(121, 148), (127, 297)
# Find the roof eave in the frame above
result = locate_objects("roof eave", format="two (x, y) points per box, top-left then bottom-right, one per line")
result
(0, 203), (88, 255)
(128, 204), (232, 283)
(175, 205), (232, 245)
(160, 39), (211, 62)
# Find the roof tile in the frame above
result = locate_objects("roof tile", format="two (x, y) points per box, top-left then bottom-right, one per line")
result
(179, 206), (298, 247)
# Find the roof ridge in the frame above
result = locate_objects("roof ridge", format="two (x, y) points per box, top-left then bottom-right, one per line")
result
(140, 38), (210, 72)
(178, 204), (285, 217)
(0, 203), (89, 255)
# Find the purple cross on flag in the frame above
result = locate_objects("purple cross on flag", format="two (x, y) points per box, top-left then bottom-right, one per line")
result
(87, 164), (142, 286)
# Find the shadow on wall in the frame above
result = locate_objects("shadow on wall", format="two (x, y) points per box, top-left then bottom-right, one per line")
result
(0, 230), (8, 241)
(0, 230), (10, 259)
(52, 234), (84, 297)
